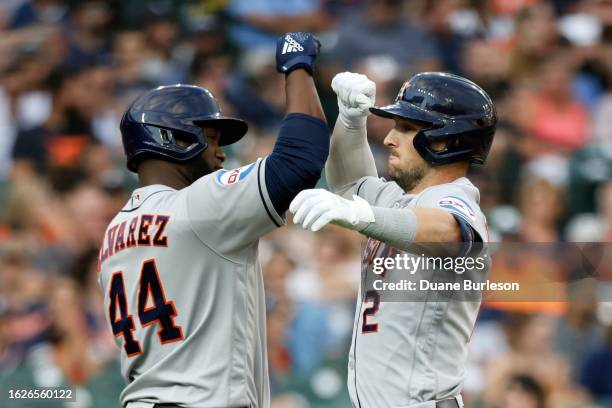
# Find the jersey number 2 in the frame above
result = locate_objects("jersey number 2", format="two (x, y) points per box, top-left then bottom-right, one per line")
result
(361, 290), (380, 333)
(108, 259), (184, 357)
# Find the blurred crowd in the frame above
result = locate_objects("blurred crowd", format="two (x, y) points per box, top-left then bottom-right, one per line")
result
(0, 0), (612, 407)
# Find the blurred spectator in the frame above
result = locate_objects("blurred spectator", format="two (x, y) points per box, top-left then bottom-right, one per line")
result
(9, 0), (69, 29)
(461, 39), (511, 98)
(566, 144), (612, 215)
(190, 53), (238, 117)
(422, 0), (474, 73)
(112, 30), (151, 96)
(140, 13), (189, 85)
(554, 281), (604, 380)
(526, 55), (590, 154)
(481, 313), (591, 407)
(580, 325), (612, 402)
(266, 256), (294, 391)
(593, 91), (612, 144)
(332, 0), (440, 73)
(87, 65), (121, 151)
(517, 178), (566, 242)
(43, 277), (101, 385)
(499, 374), (547, 408)
(188, 16), (232, 58)
(565, 180), (612, 241)
(11, 68), (96, 185)
(0, 242), (49, 363)
(599, 181), (612, 241)
(226, 0), (333, 50)
(509, 4), (560, 82)
(65, 0), (112, 69)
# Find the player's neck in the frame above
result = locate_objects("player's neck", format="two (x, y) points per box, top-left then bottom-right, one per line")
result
(137, 160), (193, 190)
(408, 162), (469, 194)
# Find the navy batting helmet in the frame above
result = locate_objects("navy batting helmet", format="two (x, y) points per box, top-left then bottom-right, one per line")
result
(370, 72), (496, 166)
(121, 84), (248, 172)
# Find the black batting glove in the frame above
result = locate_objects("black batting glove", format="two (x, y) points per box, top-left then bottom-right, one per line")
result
(276, 32), (321, 76)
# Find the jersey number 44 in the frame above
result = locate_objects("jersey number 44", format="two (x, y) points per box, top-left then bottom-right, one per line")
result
(108, 259), (184, 357)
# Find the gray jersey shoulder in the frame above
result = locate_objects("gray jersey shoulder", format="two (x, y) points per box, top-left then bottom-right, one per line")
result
(412, 178), (488, 241)
(186, 157), (284, 257)
(355, 176), (488, 241)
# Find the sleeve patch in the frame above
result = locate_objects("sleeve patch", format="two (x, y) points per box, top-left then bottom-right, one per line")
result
(215, 162), (257, 186)
(438, 196), (476, 222)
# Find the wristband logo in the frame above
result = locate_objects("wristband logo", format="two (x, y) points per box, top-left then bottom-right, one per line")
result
(282, 35), (304, 54)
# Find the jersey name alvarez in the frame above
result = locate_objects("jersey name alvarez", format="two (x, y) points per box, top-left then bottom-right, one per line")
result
(98, 214), (170, 267)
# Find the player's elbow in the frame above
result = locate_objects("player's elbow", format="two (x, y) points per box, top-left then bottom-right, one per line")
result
(275, 114), (329, 175)
(264, 113), (330, 214)
(444, 220), (463, 243)
(414, 209), (463, 243)
(324, 160), (352, 196)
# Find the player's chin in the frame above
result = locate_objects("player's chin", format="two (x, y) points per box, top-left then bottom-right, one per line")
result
(387, 159), (399, 175)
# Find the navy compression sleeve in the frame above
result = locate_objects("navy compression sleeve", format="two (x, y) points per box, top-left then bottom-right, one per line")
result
(265, 113), (330, 215)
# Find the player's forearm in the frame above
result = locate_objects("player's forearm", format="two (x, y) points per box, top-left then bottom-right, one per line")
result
(362, 207), (461, 244)
(285, 70), (326, 121)
(326, 118), (378, 198)
(325, 72), (378, 197)
(357, 206), (464, 255)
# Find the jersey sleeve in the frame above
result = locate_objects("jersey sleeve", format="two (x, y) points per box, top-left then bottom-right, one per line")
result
(414, 183), (489, 242)
(353, 176), (405, 207)
(186, 157), (284, 256)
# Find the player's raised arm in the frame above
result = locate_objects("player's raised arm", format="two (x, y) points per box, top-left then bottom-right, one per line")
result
(325, 72), (378, 199)
(263, 32), (331, 215)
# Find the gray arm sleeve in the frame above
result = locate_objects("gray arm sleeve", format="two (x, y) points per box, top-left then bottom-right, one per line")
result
(360, 206), (418, 250)
(325, 119), (378, 199)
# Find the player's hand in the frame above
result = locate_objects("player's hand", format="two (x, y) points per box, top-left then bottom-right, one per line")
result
(276, 32), (321, 76)
(332, 72), (376, 128)
(289, 189), (375, 232)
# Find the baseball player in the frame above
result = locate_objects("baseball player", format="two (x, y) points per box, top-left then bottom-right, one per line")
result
(97, 32), (329, 408)
(290, 72), (497, 408)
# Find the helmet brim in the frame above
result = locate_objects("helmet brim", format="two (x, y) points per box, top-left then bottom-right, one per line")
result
(370, 102), (436, 126)
(195, 117), (248, 146)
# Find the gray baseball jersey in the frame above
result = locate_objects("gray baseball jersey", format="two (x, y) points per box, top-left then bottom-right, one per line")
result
(97, 158), (283, 408)
(347, 176), (489, 408)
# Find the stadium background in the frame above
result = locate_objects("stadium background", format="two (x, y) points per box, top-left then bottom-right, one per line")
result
(0, 0), (612, 407)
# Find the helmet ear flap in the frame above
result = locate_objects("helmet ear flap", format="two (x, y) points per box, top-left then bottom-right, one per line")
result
(413, 130), (433, 163)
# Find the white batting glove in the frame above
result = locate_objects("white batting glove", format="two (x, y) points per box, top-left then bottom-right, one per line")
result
(289, 189), (375, 232)
(331, 72), (376, 128)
